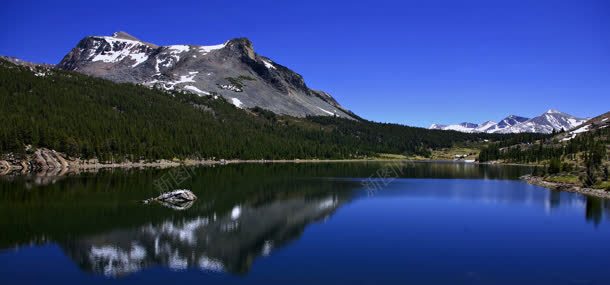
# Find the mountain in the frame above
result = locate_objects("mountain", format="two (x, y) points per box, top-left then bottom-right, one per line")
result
(429, 110), (587, 134)
(0, 56), (54, 69)
(482, 115), (529, 133)
(558, 111), (610, 142)
(429, 122), (479, 132)
(474, 120), (499, 133)
(498, 110), (587, 134)
(57, 31), (353, 118)
(429, 116), (524, 133)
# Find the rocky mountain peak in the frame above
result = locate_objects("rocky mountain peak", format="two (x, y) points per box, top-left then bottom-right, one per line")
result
(56, 32), (354, 119)
(459, 122), (478, 128)
(497, 115), (529, 126)
(545, 109), (562, 114)
(226, 37), (253, 49)
(112, 31), (141, 41)
(225, 38), (256, 60)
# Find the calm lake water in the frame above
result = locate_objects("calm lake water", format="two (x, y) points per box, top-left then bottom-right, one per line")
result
(1, 162), (609, 285)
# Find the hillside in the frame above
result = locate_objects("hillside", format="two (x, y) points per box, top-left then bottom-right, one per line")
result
(0, 58), (514, 167)
(479, 114), (610, 190)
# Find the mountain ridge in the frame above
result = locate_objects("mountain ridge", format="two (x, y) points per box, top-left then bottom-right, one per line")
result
(430, 110), (587, 134)
(56, 31), (355, 119)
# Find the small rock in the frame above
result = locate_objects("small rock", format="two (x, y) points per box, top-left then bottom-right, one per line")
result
(143, 189), (197, 210)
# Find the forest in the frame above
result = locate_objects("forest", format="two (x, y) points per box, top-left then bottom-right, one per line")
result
(1, 58), (517, 162)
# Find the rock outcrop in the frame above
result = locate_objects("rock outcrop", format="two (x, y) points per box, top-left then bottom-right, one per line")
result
(0, 148), (71, 175)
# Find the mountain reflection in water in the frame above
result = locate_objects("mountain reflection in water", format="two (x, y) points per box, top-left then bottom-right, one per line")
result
(1, 162), (609, 282)
(63, 195), (344, 276)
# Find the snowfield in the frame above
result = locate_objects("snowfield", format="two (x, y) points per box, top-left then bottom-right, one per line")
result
(231, 98), (244, 108)
(262, 59), (276, 70)
(199, 42), (227, 55)
(183, 85), (211, 96)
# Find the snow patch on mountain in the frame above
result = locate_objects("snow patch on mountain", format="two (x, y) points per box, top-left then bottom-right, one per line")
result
(173, 73), (197, 84)
(262, 59), (276, 70)
(431, 122), (480, 133)
(129, 53), (148, 67)
(317, 107), (335, 116)
(167, 45), (190, 53)
(474, 121), (497, 133)
(183, 85), (210, 96)
(572, 125), (590, 134)
(231, 98), (244, 108)
(444, 124), (477, 133)
(89, 36), (151, 67)
(219, 84), (243, 92)
(198, 43), (227, 55)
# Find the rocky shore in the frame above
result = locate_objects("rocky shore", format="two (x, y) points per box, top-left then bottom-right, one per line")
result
(521, 174), (610, 199)
(0, 148), (203, 176)
(0, 148), (410, 177)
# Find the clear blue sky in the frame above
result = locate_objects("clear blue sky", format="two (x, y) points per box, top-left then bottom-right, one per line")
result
(1, 0), (608, 127)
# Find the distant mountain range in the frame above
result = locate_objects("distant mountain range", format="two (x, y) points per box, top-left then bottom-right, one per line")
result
(54, 31), (354, 119)
(430, 110), (588, 134)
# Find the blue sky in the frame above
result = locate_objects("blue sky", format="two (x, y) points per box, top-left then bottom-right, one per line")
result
(1, 0), (608, 127)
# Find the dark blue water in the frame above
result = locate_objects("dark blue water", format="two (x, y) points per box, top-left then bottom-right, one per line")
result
(1, 162), (608, 284)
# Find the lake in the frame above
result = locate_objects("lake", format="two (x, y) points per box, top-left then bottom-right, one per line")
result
(1, 162), (609, 284)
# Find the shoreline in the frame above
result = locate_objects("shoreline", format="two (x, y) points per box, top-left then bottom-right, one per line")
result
(1, 148), (535, 177)
(521, 174), (610, 199)
(0, 155), (517, 177)
(477, 161), (541, 167)
(0, 157), (443, 174)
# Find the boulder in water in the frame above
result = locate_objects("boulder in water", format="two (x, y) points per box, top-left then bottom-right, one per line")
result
(143, 189), (197, 210)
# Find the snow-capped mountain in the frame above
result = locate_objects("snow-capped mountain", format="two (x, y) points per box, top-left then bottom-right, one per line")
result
(429, 122), (479, 132)
(474, 120), (499, 132)
(482, 115), (529, 133)
(429, 110), (587, 134)
(498, 110), (587, 134)
(429, 116), (527, 133)
(57, 31), (353, 118)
